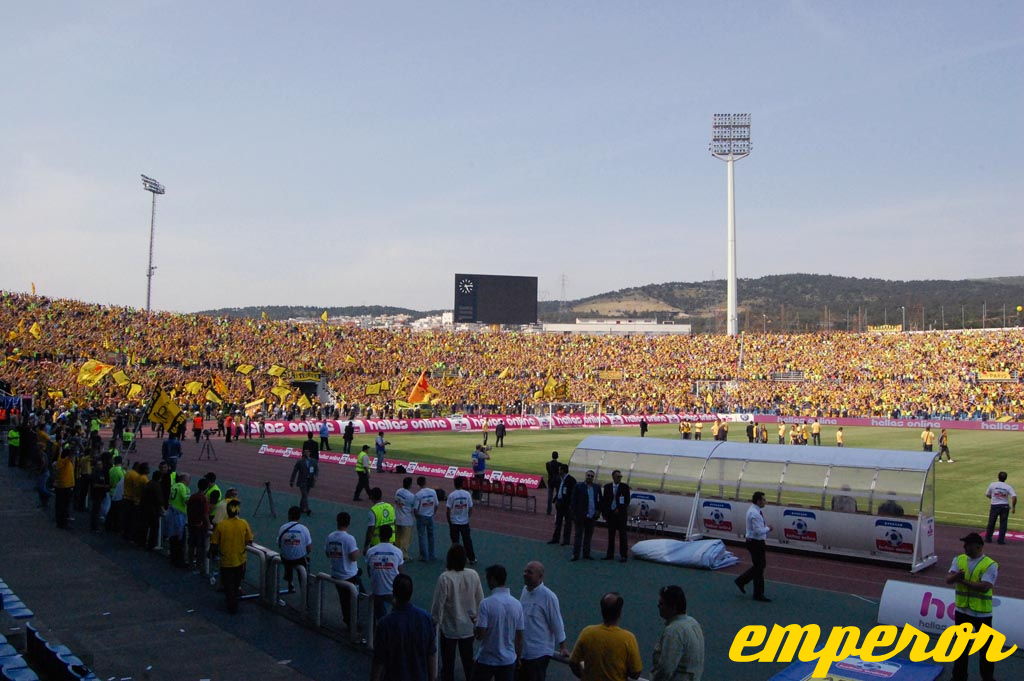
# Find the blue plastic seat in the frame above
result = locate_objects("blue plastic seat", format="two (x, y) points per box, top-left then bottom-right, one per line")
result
(23, 624), (41, 660)
(0, 648), (14, 660)
(0, 656), (27, 672)
(3, 610), (32, 621)
(2, 667), (40, 681)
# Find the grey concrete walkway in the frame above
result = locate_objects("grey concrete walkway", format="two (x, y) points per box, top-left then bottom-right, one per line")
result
(0, 462), (368, 681)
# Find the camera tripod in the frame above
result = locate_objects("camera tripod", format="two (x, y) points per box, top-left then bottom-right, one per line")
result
(198, 433), (218, 461)
(254, 481), (276, 518)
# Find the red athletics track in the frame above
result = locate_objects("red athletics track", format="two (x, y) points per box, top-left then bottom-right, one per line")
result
(124, 433), (1023, 601)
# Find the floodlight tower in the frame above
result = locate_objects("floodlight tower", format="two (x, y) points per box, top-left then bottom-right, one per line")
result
(710, 113), (751, 336)
(141, 174), (166, 313)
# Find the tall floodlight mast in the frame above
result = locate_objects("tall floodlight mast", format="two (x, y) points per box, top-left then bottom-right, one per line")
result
(140, 174), (166, 313)
(710, 113), (751, 336)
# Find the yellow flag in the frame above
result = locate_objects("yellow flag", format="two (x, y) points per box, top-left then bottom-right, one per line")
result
(146, 390), (186, 432)
(111, 370), (131, 386)
(271, 386), (291, 401)
(235, 364), (255, 375)
(542, 376), (557, 397)
(343, 355), (357, 364)
(268, 364), (286, 377)
(29, 322), (42, 339)
(321, 310), (329, 323)
(497, 368), (510, 380)
(77, 359), (115, 386)
(379, 379), (390, 391)
(297, 394), (312, 409)
(205, 389), (223, 405)
(47, 389), (64, 399)
(244, 398), (265, 417)
(365, 382), (381, 396)
(395, 400), (414, 409)
(244, 377), (254, 394)
(127, 383), (143, 400)
(261, 311), (268, 320)
(185, 381), (203, 395)
(31, 282), (36, 295)
(213, 374), (229, 397)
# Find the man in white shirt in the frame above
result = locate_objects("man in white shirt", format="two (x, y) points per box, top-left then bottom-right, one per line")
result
(519, 561), (567, 681)
(277, 506), (313, 594)
(394, 476), (417, 559)
(414, 476), (439, 561)
(447, 476), (477, 563)
(734, 491), (771, 602)
(985, 471), (1017, 544)
(325, 511), (363, 629)
(366, 524), (404, 624)
(474, 564), (524, 681)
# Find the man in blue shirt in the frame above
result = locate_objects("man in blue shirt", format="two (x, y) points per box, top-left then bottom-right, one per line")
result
(372, 574), (436, 681)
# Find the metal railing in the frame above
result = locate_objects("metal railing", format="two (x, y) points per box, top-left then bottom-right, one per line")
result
(314, 572), (360, 642)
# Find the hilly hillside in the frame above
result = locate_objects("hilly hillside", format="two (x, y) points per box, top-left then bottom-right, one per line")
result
(197, 274), (1024, 334)
(539, 274), (1024, 333)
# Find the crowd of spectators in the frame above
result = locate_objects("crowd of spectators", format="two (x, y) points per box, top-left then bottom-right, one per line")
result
(3, 290), (1023, 422)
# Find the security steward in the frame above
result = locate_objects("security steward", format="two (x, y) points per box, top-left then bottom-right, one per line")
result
(363, 487), (396, 553)
(945, 532), (999, 681)
(6, 425), (20, 468)
(352, 444), (372, 501)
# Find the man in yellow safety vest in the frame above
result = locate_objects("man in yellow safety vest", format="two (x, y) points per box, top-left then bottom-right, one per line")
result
(945, 532), (999, 681)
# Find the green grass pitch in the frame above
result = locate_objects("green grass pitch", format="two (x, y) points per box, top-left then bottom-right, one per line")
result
(265, 423), (1023, 529)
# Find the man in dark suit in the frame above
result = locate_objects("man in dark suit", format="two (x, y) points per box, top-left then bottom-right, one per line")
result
(602, 469), (631, 562)
(570, 470), (602, 561)
(547, 463), (575, 545)
(545, 451), (561, 515)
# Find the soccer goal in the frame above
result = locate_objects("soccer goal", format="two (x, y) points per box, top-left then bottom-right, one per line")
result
(542, 402), (602, 429)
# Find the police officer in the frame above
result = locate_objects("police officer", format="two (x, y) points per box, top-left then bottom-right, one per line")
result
(945, 532), (999, 681)
(353, 444), (372, 501)
(364, 487), (396, 553)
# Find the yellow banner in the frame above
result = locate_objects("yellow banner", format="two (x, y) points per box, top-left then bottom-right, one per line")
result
(77, 359), (114, 386)
(297, 394), (312, 409)
(244, 377), (254, 394)
(235, 364), (255, 375)
(127, 383), (143, 400)
(29, 322), (42, 339)
(146, 390), (186, 432)
(111, 370), (131, 386)
(47, 389), (64, 399)
(185, 381), (204, 395)
(244, 398), (265, 417)
(291, 370), (321, 383)
(598, 370), (624, 381)
(867, 324), (901, 333)
(271, 386), (291, 401)
(979, 370), (1012, 381)
(365, 382), (381, 396)
(268, 364), (287, 377)
(205, 389), (223, 405)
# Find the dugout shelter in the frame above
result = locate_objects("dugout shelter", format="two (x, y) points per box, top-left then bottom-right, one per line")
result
(569, 435), (938, 572)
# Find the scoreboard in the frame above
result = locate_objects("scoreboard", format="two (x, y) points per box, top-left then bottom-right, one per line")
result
(453, 274), (538, 324)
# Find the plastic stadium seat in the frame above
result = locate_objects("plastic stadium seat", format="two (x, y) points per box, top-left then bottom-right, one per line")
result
(0, 647), (14, 660)
(514, 483), (537, 513)
(24, 624), (42, 660)
(0, 656), (27, 673)
(3, 610), (32, 621)
(2, 667), (40, 681)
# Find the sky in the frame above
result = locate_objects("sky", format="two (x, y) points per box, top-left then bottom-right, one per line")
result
(2, 1), (1022, 313)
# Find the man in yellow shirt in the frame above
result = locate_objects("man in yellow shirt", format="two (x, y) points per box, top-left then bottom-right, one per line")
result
(693, 422), (703, 441)
(53, 447), (75, 529)
(570, 592), (642, 681)
(778, 423), (786, 445)
(811, 419), (821, 446)
(921, 427), (935, 452)
(210, 499), (254, 614)
(836, 427), (845, 447)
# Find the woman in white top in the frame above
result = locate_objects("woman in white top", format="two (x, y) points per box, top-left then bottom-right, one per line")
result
(431, 544), (484, 681)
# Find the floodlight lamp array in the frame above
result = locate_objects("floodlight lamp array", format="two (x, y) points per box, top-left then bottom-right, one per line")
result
(710, 113), (752, 158)
(141, 174), (166, 194)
